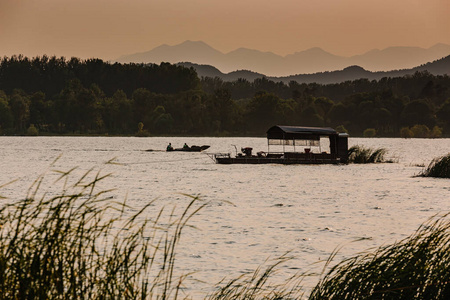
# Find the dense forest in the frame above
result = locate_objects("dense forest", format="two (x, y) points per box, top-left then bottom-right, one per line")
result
(0, 55), (449, 137)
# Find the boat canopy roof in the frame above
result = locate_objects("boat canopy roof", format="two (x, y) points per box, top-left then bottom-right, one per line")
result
(266, 125), (338, 140)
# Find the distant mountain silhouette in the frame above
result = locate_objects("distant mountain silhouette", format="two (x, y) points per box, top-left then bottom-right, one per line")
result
(119, 41), (224, 66)
(177, 63), (266, 82)
(116, 40), (450, 76)
(348, 43), (450, 72)
(179, 55), (450, 84)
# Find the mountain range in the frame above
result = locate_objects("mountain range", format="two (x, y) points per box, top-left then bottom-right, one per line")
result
(116, 40), (450, 77)
(178, 55), (450, 85)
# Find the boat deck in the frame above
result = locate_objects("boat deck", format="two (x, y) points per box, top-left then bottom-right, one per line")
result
(213, 152), (341, 164)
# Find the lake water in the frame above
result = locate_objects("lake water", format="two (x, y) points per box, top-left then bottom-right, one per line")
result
(1, 136), (449, 298)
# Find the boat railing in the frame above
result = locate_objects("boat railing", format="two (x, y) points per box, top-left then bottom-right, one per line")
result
(214, 153), (231, 158)
(206, 152), (230, 162)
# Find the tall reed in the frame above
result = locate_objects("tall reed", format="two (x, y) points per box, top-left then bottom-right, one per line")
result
(0, 166), (205, 299)
(348, 145), (388, 163)
(419, 153), (450, 178)
(309, 213), (450, 299)
(206, 253), (307, 300)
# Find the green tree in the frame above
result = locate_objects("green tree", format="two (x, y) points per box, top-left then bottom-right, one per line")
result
(277, 98), (297, 125)
(9, 90), (29, 132)
(132, 88), (157, 126)
(313, 97), (334, 119)
(29, 91), (48, 132)
(151, 106), (174, 134)
(212, 88), (235, 132)
(363, 128), (377, 137)
(431, 126), (443, 138)
(411, 124), (430, 138)
(436, 100), (450, 132)
(328, 103), (351, 129)
(0, 91), (13, 132)
(335, 125), (348, 134)
(136, 122), (150, 137)
(299, 105), (324, 127)
(101, 90), (133, 134)
(401, 99), (435, 128)
(26, 124), (39, 136)
(245, 91), (283, 133)
(400, 127), (414, 138)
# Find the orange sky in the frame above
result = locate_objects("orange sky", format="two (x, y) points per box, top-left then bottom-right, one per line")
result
(1, 0), (449, 60)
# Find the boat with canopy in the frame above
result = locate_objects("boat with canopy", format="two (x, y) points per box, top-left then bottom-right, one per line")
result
(211, 125), (348, 164)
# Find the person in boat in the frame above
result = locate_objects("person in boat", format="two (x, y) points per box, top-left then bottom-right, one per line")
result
(166, 143), (173, 151)
(183, 143), (189, 149)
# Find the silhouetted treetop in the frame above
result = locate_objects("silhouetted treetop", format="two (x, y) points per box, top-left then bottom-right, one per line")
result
(0, 55), (201, 97)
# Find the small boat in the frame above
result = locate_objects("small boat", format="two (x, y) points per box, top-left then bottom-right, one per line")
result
(210, 125), (348, 164)
(167, 145), (210, 152)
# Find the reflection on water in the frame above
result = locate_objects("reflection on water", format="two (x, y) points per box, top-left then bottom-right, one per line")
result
(1, 136), (450, 297)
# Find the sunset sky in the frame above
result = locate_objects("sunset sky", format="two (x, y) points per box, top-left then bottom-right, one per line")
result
(1, 0), (449, 60)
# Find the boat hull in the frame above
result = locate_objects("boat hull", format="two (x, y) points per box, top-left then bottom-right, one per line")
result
(214, 152), (341, 164)
(167, 145), (210, 152)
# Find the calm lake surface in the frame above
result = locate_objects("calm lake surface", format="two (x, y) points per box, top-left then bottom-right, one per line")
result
(1, 136), (449, 297)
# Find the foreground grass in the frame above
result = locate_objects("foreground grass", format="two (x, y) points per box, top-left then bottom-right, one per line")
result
(1, 164), (449, 299)
(206, 253), (307, 300)
(0, 167), (206, 299)
(0, 165), (307, 299)
(419, 153), (450, 178)
(310, 213), (450, 299)
(348, 145), (389, 163)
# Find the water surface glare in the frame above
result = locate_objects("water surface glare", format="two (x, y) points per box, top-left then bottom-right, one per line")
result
(1, 136), (449, 297)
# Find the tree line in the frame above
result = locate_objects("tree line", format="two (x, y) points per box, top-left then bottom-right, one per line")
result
(0, 55), (449, 137)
